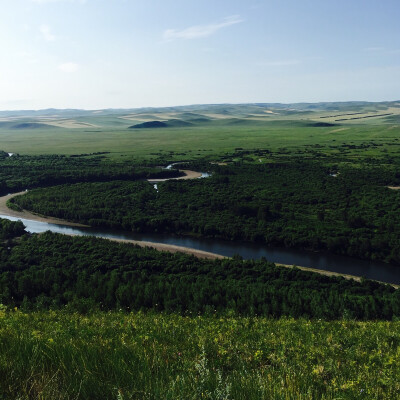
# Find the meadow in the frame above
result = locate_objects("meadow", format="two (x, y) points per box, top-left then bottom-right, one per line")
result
(0, 102), (399, 161)
(1, 309), (399, 400)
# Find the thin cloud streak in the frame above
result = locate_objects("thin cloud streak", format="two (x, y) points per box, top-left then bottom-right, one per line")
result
(15, 51), (38, 64)
(363, 47), (385, 52)
(163, 15), (242, 41)
(39, 24), (56, 41)
(363, 47), (400, 55)
(58, 62), (79, 73)
(257, 60), (301, 67)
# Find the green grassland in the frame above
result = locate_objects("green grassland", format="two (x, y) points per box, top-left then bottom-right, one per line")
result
(0, 102), (399, 161)
(1, 309), (399, 399)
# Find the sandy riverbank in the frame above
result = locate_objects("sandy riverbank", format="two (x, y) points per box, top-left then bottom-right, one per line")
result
(0, 192), (88, 227)
(91, 236), (225, 260)
(0, 192), (223, 260)
(276, 263), (399, 289)
(0, 193), (397, 287)
(1, 170), (203, 223)
(147, 170), (202, 182)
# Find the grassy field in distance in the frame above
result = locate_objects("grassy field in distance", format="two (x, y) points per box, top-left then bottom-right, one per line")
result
(0, 101), (399, 160)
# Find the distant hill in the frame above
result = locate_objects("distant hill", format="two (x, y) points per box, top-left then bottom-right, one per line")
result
(308, 122), (338, 127)
(0, 101), (398, 135)
(187, 117), (211, 123)
(129, 121), (168, 129)
(129, 119), (193, 129)
(10, 123), (55, 130)
(175, 112), (211, 120)
(1, 100), (399, 119)
(166, 119), (193, 127)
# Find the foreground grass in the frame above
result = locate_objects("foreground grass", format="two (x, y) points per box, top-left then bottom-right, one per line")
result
(0, 310), (399, 399)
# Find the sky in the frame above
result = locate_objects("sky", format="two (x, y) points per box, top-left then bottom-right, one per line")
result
(0, 0), (399, 110)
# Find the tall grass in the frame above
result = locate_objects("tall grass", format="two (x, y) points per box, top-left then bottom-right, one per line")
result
(0, 307), (399, 399)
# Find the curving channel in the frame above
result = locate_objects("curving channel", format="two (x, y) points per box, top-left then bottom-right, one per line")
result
(0, 211), (399, 284)
(0, 166), (399, 284)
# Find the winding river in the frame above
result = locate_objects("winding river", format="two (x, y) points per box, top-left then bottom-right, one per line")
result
(0, 213), (399, 284)
(0, 165), (399, 284)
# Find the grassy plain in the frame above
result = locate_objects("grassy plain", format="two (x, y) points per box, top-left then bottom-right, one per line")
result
(1, 309), (400, 399)
(0, 102), (399, 161)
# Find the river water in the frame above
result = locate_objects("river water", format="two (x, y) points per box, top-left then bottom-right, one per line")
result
(1, 162), (399, 284)
(1, 213), (400, 284)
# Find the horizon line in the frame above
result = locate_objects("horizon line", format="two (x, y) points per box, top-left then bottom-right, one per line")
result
(1, 99), (400, 113)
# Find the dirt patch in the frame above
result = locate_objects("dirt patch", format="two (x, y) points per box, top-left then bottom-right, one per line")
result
(147, 170), (202, 182)
(120, 113), (174, 122)
(329, 127), (349, 133)
(202, 113), (232, 119)
(40, 120), (100, 129)
(388, 186), (400, 190)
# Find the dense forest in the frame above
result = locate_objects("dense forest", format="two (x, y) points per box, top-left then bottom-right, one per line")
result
(0, 220), (399, 319)
(0, 218), (25, 241)
(0, 153), (181, 195)
(13, 161), (400, 264)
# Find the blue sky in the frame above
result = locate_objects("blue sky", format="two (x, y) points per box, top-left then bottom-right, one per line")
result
(1, 0), (399, 109)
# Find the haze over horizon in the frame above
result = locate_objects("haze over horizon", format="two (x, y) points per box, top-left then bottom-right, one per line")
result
(1, 0), (399, 110)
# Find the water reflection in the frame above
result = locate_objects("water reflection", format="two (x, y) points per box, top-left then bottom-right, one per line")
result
(1, 213), (400, 284)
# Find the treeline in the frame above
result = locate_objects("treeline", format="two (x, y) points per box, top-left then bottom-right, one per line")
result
(0, 230), (399, 319)
(0, 153), (182, 195)
(14, 161), (400, 264)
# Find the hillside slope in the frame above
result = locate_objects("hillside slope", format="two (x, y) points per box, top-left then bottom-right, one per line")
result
(1, 311), (399, 399)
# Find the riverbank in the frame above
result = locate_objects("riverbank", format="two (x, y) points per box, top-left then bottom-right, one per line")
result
(1, 169), (204, 224)
(276, 263), (399, 289)
(1, 192), (399, 287)
(0, 192), (88, 227)
(147, 169), (202, 182)
(63, 233), (225, 260)
(0, 192), (224, 260)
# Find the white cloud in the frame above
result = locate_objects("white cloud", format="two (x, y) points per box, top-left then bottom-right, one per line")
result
(40, 24), (56, 41)
(163, 15), (242, 41)
(58, 62), (79, 73)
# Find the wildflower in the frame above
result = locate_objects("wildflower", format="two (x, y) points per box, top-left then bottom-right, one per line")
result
(254, 350), (263, 361)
